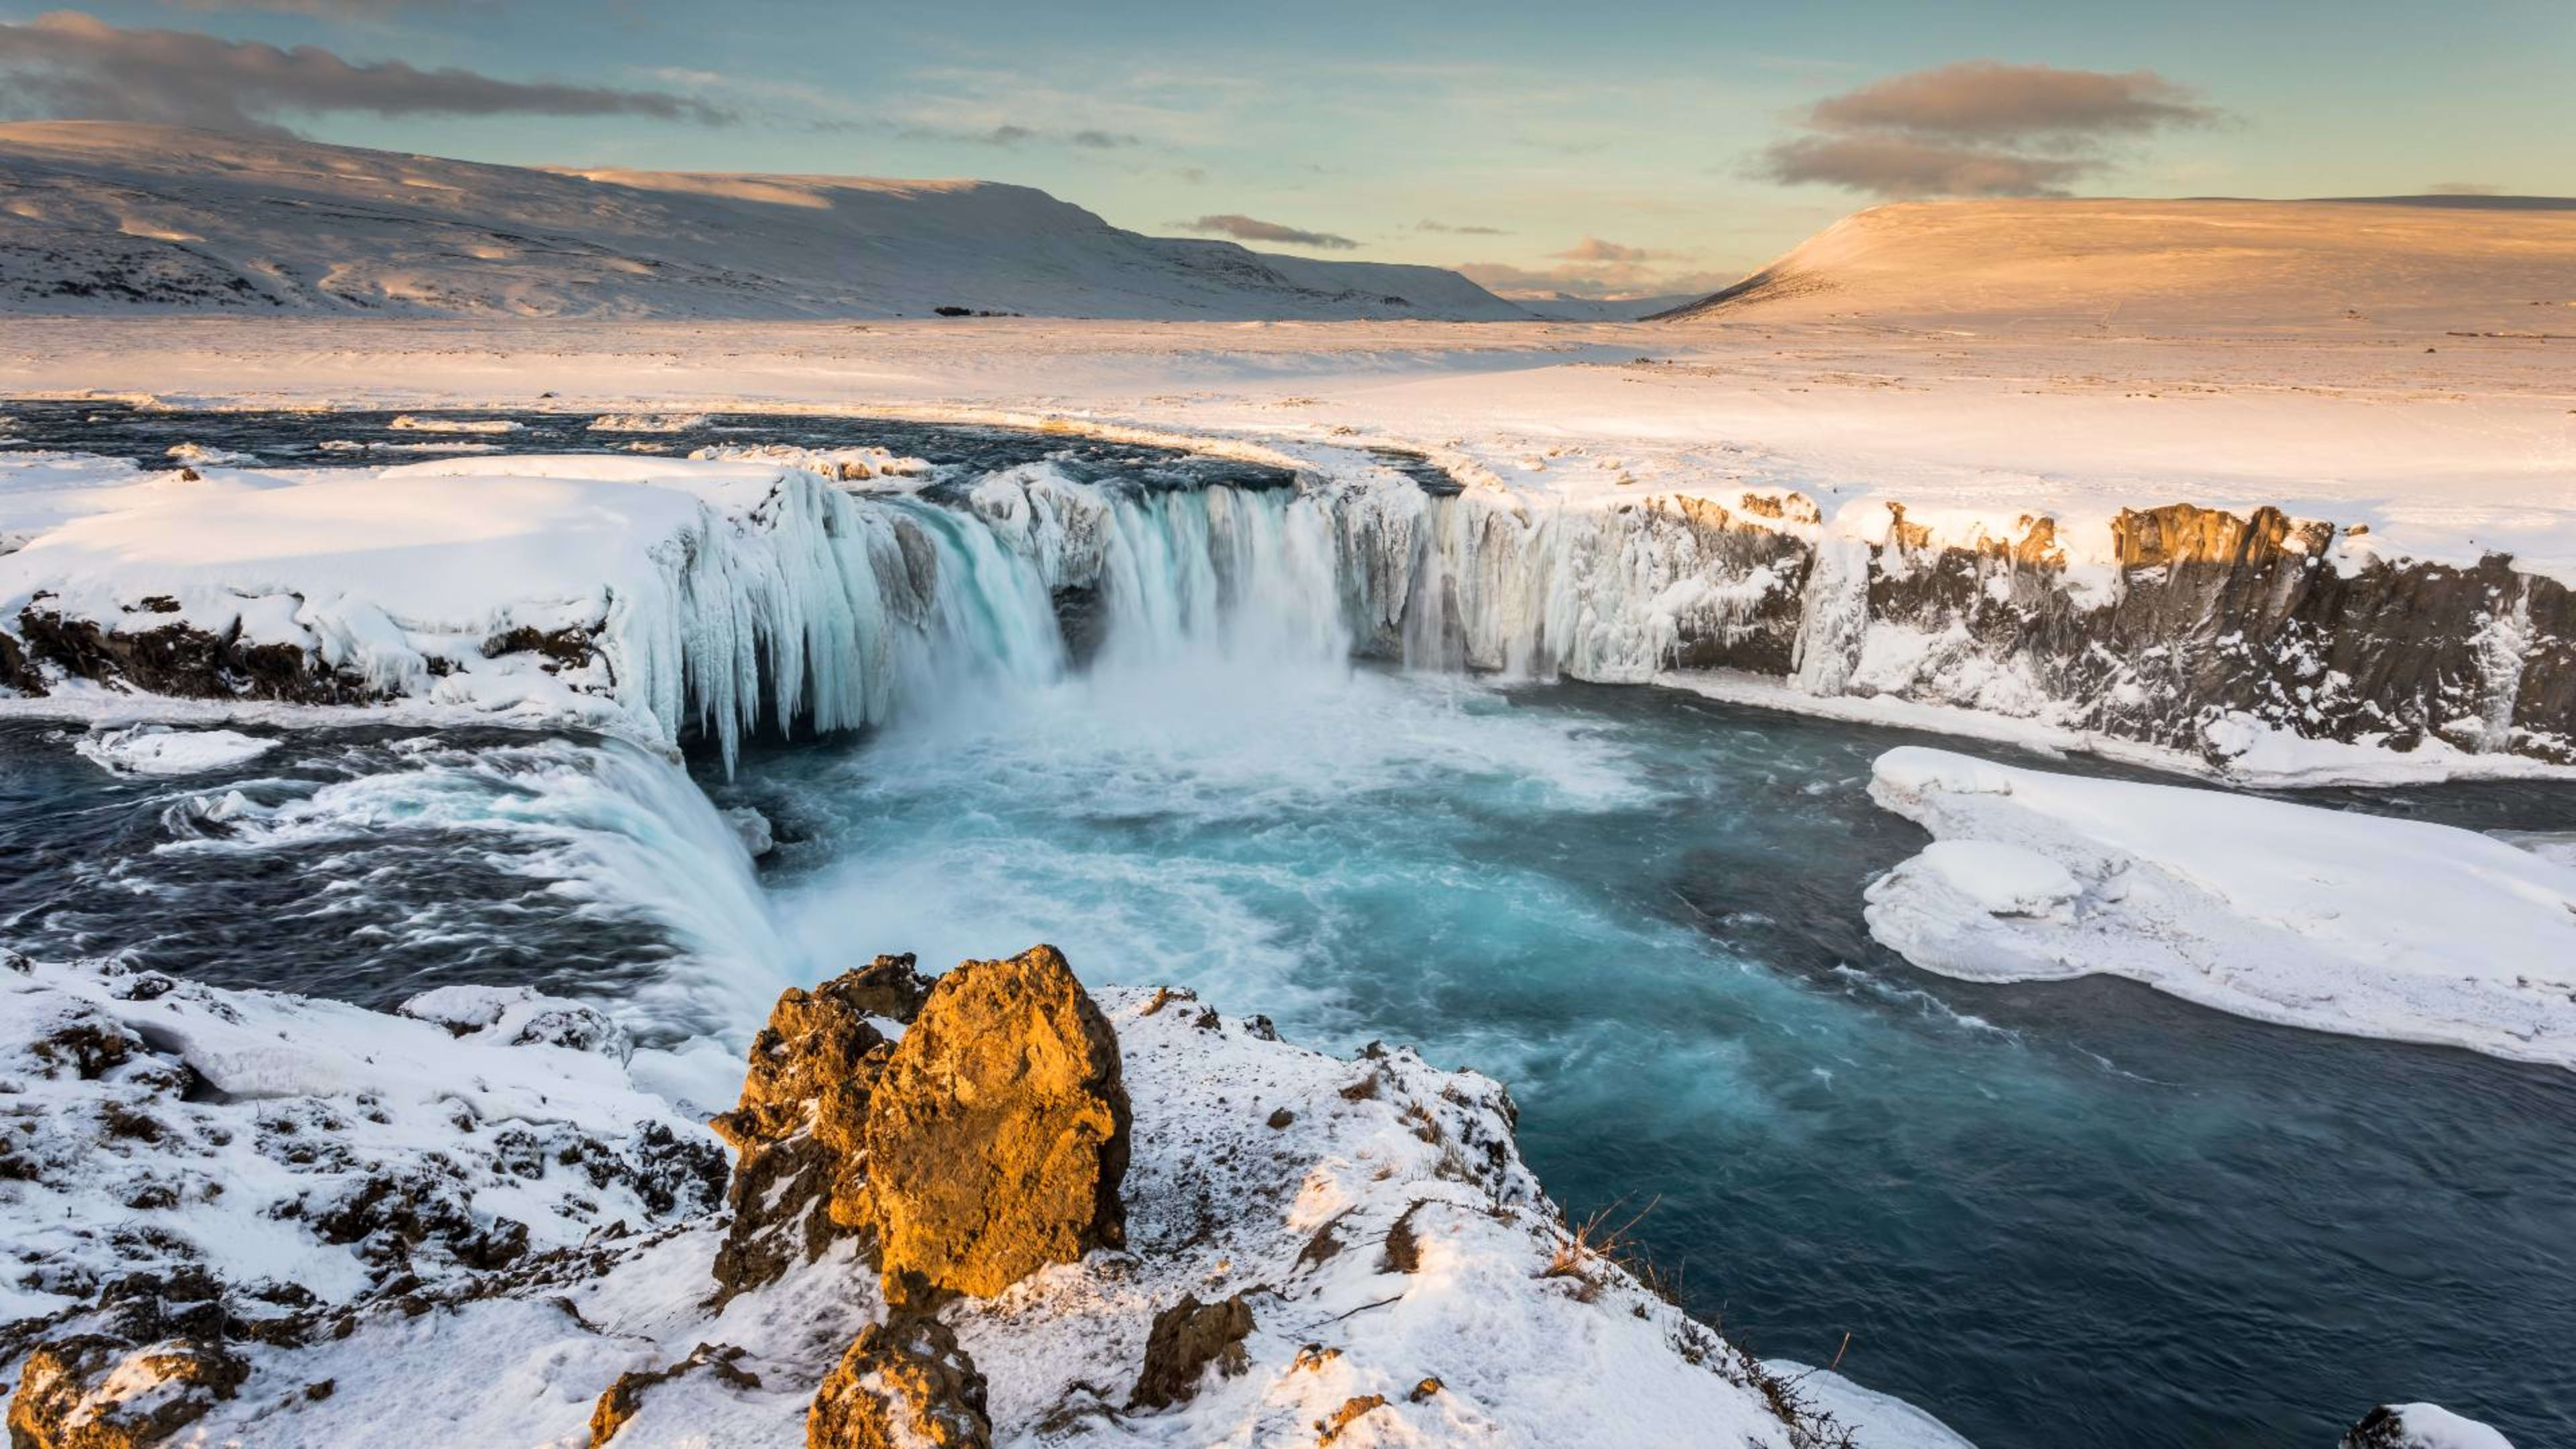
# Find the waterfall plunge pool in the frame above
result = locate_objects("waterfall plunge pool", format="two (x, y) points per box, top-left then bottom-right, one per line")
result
(4, 406), (2573, 1448)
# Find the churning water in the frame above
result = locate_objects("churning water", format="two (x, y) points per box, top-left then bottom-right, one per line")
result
(6, 407), (2574, 1447)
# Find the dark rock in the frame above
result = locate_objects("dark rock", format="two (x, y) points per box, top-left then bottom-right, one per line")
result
(1127, 1292), (1254, 1410)
(807, 1316), (991, 1449)
(588, 1342), (760, 1446)
(1318, 1393), (1389, 1444)
(861, 945), (1129, 1307)
(7, 1332), (248, 1449)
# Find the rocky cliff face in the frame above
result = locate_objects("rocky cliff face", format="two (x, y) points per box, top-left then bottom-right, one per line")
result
(1331, 482), (2573, 772)
(6, 441), (2561, 777)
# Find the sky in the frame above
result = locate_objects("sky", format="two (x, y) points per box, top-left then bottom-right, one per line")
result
(1, 1), (2570, 299)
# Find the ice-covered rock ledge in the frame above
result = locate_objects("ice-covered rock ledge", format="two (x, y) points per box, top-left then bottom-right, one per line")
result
(1861, 747), (2576, 1070)
(1, 947), (1971, 1448)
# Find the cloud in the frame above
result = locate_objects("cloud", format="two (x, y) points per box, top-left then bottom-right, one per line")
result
(1802, 60), (2216, 141)
(2427, 180), (2505, 196)
(880, 119), (1140, 150)
(161, 0), (441, 13)
(1174, 213), (1358, 250)
(1756, 60), (2218, 199)
(1550, 237), (1670, 263)
(1454, 258), (1737, 302)
(0, 11), (729, 136)
(1760, 135), (2093, 197)
(1416, 219), (1509, 235)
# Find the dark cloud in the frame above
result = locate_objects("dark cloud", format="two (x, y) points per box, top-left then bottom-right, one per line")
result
(1757, 60), (2218, 199)
(0, 11), (729, 136)
(1760, 135), (2093, 197)
(1069, 128), (1138, 149)
(1803, 61), (2216, 141)
(1416, 219), (1509, 235)
(1174, 213), (1358, 250)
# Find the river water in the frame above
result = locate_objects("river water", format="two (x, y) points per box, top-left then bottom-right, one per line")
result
(5, 405), (2571, 1447)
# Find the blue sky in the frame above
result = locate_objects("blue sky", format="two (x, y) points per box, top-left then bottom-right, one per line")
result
(4, 1), (2571, 295)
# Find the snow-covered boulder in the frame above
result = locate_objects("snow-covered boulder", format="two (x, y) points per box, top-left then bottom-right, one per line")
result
(2342, 1402), (2517, 1449)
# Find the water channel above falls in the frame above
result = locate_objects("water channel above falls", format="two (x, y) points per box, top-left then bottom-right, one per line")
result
(5, 406), (2573, 1448)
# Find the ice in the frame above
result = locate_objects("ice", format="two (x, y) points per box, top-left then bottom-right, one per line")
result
(72, 722), (277, 776)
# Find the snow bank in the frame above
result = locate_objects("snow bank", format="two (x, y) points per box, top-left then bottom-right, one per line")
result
(386, 414), (523, 433)
(0, 957), (1927, 1448)
(72, 722), (277, 775)
(589, 412), (712, 433)
(1863, 747), (2576, 1068)
(0, 955), (720, 1323)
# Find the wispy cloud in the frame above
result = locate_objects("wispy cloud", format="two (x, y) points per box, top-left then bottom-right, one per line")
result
(0, 11), (728, 136)
(1173, 213), (1358, 250)
(1756, 60), (2219, 197)
(2427, 180), (2504, 196)
(1416, 219), (1509, 235)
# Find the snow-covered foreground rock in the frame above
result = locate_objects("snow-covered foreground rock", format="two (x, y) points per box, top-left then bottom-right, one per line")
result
(1862, 747), (2576, 1069)
(0, 950), (1909, 1448)
(0, 122), (1526, 323)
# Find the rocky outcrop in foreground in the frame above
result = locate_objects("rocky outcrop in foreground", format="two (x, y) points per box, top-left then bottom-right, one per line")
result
(3, 947), (2512, 1445)
(0, 949), (1904, 1446)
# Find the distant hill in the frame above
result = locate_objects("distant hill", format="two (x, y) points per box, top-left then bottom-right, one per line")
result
(1653, 197), (2576, 333)
(0, 121), (1528, 321)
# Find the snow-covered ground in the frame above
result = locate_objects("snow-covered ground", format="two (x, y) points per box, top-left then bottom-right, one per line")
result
(1862, 747), (2576, 1070)
(0, 122), (1527, 322)
(0, 955), (1905, 1448)
(6, 302), (2573, 781)
(1655, 195), (2576, 335)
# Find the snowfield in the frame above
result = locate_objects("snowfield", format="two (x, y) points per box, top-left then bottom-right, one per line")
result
(0, 955), (1941, 1448)
(0, 121), (1528, 322)
(1863, 747), (2576, 1069)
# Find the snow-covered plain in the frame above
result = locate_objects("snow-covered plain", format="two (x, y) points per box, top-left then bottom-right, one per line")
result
(1863, 747), (2576, 1069)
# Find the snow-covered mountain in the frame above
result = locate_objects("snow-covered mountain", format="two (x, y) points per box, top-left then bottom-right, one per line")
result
(1654, 195), (2576, 333)
(0, 121), (1529, 321)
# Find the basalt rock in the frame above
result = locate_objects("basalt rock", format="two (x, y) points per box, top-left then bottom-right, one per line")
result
(862, 945), (1129, 1307)
(806, 1316), (991, 1449)
(705, 963), (900, 1305)
(588, 1342), (761, 1446)
(9, 605), (384, 706)
(7, 1331), (249, 1449)
(1127, 1292), (1255, 1411)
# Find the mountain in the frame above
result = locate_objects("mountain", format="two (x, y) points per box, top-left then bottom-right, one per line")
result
(1653, 196), (2576, 333)
(0, 121), (1528, 321)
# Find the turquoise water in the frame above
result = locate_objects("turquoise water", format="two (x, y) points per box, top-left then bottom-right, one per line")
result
(710, 665), (2576, 1449)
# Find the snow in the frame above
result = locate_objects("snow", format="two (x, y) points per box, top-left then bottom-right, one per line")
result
(0, 121), (1529, 322)
(2351, 1403), (2519, 1449)
(1766, 1362), (1978, 1449)
(0, 958), (1907, 1448)
(1656, 196), (2576, 337)
(71, 722), (277, 775)
(1862, 746), (2576, 1069)
(0, 955), (716, 1322)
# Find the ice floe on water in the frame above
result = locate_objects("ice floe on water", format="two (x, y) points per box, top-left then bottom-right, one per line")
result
(74, 722), (278, 775)
(1864, 746), (2576, 1069)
